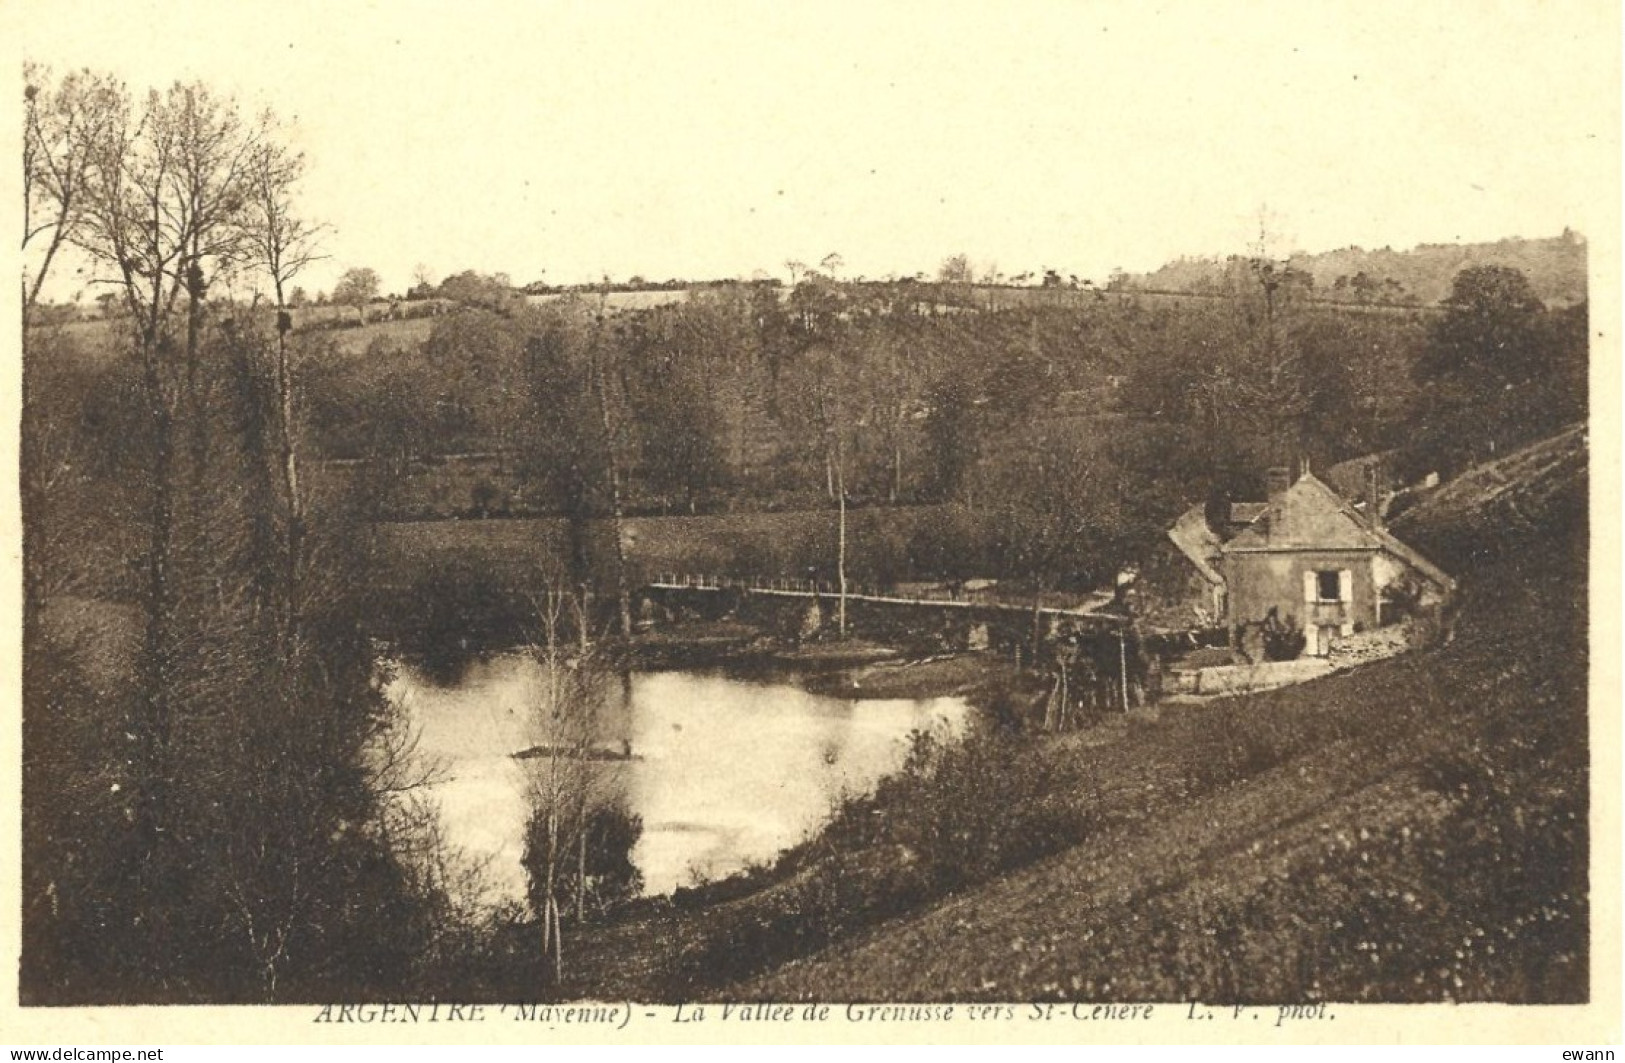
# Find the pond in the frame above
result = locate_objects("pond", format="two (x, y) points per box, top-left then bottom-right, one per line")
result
(385, 654), (971, 906)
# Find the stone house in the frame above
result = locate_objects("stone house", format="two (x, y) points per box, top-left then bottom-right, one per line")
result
(1161, 468), (1455, 658)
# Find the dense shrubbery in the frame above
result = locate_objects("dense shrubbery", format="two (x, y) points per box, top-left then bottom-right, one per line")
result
(665, 721), (1095, 993)
(821, 727), (1094, 890)
(22, 320), (462, 1003)
(524, 800), (645, 923)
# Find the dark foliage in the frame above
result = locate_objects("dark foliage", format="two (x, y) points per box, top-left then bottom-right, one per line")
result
(22, 312), (458, 1004)
(1403, 267), (1586, 479)
(523, 799), (645, 922)
(667, 721), (1094, 994)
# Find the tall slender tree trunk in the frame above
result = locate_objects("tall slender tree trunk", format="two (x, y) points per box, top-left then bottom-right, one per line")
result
(835, 435), (848, 639)
(184, 260), (212, 491)
(273, 313), (303, 648)
(24, 229), (69, 315)
(540, 807), (559, 979)
(538, 607), (562, 982)
(891, 427), (903, 505)
(1030, 578), (1045, 666)
(732, 382), (749, 470)
(1057, 659), (1070, 730)
(589, 339), (633, 641)
(550, 897), (564, 982)
(135, 331), (176, 941)
(576, 831), (586, 921)
(1118, 630), (1130, 713)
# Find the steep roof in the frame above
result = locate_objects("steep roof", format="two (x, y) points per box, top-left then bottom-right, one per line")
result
(1167, 505), (1224, 586)
(1223, 472), (1379, 552)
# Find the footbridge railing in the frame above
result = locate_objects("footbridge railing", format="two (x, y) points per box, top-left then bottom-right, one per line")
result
(645, 574), (1127, 628)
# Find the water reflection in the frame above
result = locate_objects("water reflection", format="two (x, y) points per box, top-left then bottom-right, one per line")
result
(386, 654), (969, 905)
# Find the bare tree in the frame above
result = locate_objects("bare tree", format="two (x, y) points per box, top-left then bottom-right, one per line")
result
(521, 592), (628, 984)
(244, 135), (326, 311)
(794, 343), (858, 636)
(21, 65), (124, 613)
(859, 329), (924, 504)
(25, 68), (448, 1002)
(22, 64), (124, 311)
(244, 133), (327, 642)
(588, 288), (634, 640)
(67, 77), (268, 925)
(1232, 211), (1315, 467)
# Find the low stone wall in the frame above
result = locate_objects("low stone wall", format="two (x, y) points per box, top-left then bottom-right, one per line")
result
(1167, 622), (1414, 699)
(1179, 658), (1335, 696)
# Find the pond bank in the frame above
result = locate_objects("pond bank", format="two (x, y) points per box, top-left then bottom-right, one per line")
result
(629, 619), (1023, 703)
(803, 652), (1020, 701)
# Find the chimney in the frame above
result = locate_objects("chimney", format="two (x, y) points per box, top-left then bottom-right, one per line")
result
(1366, 463), (1384, 529)
(1265, 466), (1292, 500)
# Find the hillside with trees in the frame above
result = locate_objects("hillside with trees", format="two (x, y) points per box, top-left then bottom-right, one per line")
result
(1122, 231), (1587, 309)
(30, 242), (1589, 625)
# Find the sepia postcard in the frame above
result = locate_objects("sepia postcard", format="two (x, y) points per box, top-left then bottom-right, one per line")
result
(4, 0), (1620, 1050)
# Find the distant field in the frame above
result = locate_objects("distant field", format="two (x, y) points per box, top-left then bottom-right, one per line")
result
(324, 314), (439, 357)
(525, 289), (690, 312)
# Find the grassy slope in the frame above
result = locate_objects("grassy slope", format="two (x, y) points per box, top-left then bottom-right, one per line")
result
(703, 432), (1591, 1004)
(1390, 422), (1587, 565)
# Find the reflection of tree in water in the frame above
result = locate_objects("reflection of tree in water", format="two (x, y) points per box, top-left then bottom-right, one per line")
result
(518, 592), (642, 985)
(400, 642), (482, 689)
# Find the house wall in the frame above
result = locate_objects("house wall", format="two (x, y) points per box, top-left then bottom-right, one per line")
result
(1223, 549), (1380, 638)
(1373, 551), (1405, 593)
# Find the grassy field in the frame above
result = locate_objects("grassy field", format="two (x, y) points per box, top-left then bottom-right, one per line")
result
(525, 289), (690, 312)
(324, 314), (440, 356)
(32, 303), (444, 364)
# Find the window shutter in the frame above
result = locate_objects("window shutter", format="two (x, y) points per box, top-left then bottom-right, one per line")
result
(1338, 569), (1353, 603)
(1303, 570), (1317, 605)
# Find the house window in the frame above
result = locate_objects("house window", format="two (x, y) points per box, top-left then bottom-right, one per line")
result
(1316, 570), (1341, 602)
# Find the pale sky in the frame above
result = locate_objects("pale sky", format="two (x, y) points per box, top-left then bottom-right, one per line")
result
(10, 0), (1619, 299)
